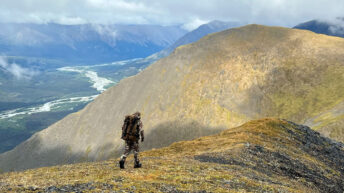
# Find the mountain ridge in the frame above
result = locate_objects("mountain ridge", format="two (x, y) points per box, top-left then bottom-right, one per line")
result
(1, 118), (343, 192)
(148, 20), (243, 60)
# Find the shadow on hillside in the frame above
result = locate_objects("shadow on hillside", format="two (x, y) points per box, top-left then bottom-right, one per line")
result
(0, 120), (226, 172)
(141, 120), (225, 151)
(0, 134), (118, 172)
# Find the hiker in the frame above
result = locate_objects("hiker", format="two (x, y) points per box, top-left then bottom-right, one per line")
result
(119, 112), (144, 169)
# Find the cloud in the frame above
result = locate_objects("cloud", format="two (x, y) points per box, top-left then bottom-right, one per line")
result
(326, 18), (344, 35)
(0, 0), (343, 28)
(182, 18), (210, 31)
(0, 56), (39, 79)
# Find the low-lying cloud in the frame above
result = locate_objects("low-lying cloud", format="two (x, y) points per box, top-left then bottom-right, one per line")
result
(0, 0), (343, 30)
(0, 56), (39, 79)
(328, 18), (344, 35)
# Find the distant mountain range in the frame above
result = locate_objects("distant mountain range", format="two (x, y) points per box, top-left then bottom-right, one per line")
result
(0, 23), (187, 64)
(294, 17), (344, 38)
(151, 20), (243, 59)
(1, 24), (344, 172)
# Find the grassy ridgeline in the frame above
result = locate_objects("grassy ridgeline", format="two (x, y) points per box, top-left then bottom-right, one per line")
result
(1, 118), (343, 192)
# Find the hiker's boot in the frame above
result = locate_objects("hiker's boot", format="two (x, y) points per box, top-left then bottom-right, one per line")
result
(134, 161), (142, 168)
(119, 159), (125, 169)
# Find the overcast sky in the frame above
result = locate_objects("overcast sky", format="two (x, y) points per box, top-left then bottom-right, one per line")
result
(0, 0), (343, 30)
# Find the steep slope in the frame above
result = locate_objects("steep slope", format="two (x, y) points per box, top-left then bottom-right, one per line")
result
(294, 17), (344, 38)
(1, 24), (344, 172)
(1, 119), (343, 192)
(0, 23), (187, 64)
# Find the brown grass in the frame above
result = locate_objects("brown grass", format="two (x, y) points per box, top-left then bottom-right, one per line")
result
(1, 118), (336, 192)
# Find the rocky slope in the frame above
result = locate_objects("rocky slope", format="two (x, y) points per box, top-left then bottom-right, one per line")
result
(0, 118), (343, 192)
(1, 24), (344, 172)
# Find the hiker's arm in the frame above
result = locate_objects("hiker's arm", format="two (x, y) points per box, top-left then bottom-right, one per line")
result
(121, 117), (129, 139)
(139, 121), (144, 142)
(140, 130), (144, 142)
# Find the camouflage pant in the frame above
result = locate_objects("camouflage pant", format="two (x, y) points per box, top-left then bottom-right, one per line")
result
(120, 140), (140, 163)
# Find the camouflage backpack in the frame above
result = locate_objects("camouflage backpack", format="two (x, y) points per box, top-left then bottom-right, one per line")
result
(122, 115), (140, 141)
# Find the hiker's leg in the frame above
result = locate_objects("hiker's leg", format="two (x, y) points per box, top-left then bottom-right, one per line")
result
(119, 141), (133, 169)
(133, 141), (140, 163)
(120, 141), (132, 161)
(133, 141), (141, 168)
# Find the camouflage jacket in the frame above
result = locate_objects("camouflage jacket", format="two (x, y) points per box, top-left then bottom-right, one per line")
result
(121, 115), (144, 142)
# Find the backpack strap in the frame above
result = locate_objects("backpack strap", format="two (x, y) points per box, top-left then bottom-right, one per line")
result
(129, 117), (140, 135)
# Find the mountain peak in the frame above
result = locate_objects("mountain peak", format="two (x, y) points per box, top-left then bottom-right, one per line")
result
(294, 18), (344, 37)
